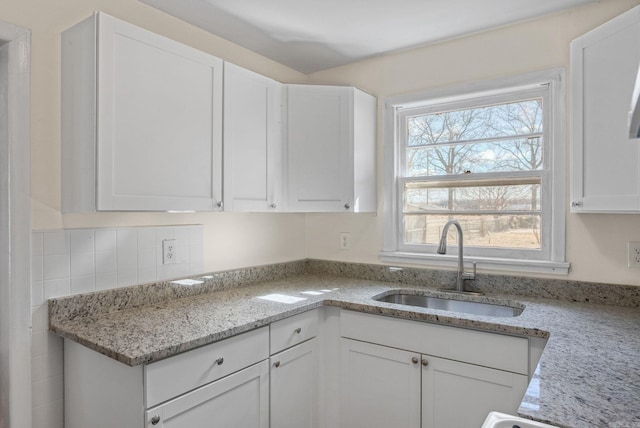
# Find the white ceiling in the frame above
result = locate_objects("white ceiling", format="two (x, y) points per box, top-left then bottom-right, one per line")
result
(139, 0), (597, 73)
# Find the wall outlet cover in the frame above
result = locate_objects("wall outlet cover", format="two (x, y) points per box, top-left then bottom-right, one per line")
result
(339, 232), (351, 250)
(163, 239), (178, 265)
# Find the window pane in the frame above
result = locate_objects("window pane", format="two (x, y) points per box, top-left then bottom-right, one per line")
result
(404, 183), (541, 213)
(404, 214), (541, 249)
(407, 99), (542, 146)
(406, 137), (543, 177)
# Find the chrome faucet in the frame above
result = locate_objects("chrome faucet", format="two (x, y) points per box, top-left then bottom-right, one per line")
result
(437, 220), (477, 293)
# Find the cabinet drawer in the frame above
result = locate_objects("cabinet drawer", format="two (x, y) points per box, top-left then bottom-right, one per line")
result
(270, 310), (318, 354)
(340, 310), (528, 375)
(145, 360), (269, 428)
(145, 327), (269, 407)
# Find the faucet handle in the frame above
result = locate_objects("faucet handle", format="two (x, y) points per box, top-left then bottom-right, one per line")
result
(463, 261), (476, 281)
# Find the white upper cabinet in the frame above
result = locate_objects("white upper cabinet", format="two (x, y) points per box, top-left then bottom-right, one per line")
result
(62, 13), (223, 212)
(570, 6), (640, 213)
(286, 84), (377, 212)
(223, 63), (283, 212)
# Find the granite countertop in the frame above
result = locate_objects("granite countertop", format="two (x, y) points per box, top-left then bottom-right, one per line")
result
(49, 268), (640, 428)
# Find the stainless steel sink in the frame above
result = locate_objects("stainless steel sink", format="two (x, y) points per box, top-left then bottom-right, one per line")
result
(374, 292), (523, 317)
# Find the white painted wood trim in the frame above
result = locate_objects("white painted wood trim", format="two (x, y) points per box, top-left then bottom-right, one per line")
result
(379, 251), (570, 275)
(0, 20), (32, 428)
(382, 69), (568, 271)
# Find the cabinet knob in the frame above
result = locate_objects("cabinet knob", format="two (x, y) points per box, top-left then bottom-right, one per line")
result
(215, 357), (224, 366)
(421, 358), (429, 367)
(344, 203), (351, 210)
(216, 201), (223, 209)
(411, 356), (419, 364)
(151, 415), (160, 425)
(269, 203), (277, 209)
(571, 201), (582, 207)
(273, 361), (280, 368)
(294, 327), (302, 334)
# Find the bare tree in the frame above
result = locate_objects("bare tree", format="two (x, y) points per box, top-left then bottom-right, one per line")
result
(407, 108), (491, 210)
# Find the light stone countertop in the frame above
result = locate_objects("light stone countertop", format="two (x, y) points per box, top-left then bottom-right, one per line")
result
(49, 272), (640, 428)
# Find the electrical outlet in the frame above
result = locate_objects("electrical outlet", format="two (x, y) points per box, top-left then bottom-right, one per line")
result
(163, 239), (178, 265)
(628, 242), (640, 268)
(340, 232), (351, 250)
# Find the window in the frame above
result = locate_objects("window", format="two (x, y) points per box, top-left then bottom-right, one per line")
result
(382, 70), (568, 273)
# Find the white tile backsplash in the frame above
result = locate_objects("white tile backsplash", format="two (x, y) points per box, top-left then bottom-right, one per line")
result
(31, 281), (44, 307)
(94, 250), (117, 274)
(32, 255), (43, 282)
(43, 254), (70, 280)
(94, 229), (116, 252)
(43, 231), (69, 255)
(95, 272), (118, 291)
(69, 229), (94, 254)
(70, 274), (95, 295)
(32, 232), (44, 256)
(43, 278), (70, 300)
(117, 229), (138, 272)
(31, 224), (204, 428)
(70, 251), (94, 277)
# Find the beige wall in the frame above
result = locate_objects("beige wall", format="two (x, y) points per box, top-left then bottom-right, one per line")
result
(0, 0), (309, 272)
(305, 0), (640, 286)
(3, 0), (640, 283)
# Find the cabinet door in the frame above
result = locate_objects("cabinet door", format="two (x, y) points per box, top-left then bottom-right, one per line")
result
(224, 63), (283, 211)
(96, 13), (223, 211)
(287, 85), (352, 212)
(270, 338), (318, 428)
(570, 7), (640, 212)
(340, 338), (421, 428)
(145, 360), (269, 428)
(421, 356), (528, 428)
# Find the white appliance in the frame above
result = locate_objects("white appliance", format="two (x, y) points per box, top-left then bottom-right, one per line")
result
(481, 411), (558, 428)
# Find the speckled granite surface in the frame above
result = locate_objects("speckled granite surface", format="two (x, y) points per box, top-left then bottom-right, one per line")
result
(49, 260), (640, 428)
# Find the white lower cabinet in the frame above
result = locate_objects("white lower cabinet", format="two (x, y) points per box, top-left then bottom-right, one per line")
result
(340, 338), (529, 428)
(145, 360), (269, 428)
(339, 311), (530, 428)
(269, 310), (320, 428)
(422, 356), (528, 428)
(340, 339), (421, 428)
(64, 327), (270, 428)
(63, 307), (533, 428)
(270, 338), (319, 428)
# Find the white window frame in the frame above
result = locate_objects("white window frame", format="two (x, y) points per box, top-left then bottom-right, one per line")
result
(381, 69), (569, 274)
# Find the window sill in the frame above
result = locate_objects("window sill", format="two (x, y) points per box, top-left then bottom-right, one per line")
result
(379, 251), (570, 275)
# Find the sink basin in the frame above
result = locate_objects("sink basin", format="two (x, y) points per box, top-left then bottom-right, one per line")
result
(374, 292), (523, 318)
(481, 411), (558, 427)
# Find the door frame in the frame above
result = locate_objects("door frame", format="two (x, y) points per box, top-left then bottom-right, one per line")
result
(0, 20), (31, 428)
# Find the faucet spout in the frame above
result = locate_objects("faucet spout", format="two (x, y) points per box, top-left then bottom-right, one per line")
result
(437, 220), (477, 292)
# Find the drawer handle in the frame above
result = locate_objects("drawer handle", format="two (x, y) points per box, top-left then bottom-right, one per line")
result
(294, 327), (302, 334)
(411, 357), (419, 364)
(273, 361), (280, 368)
(422, 358), (429, 367)
(215, 357), (224, 366)
(151, 415), (160, 425)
